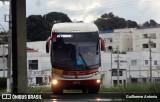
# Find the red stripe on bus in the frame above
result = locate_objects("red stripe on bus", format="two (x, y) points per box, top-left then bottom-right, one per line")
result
(63, 68), (99, 75)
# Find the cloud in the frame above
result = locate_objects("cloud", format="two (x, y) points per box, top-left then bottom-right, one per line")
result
(47, 0), (82, 11)
(46, 0), (103, 22)
(1, 0), (160, 31)
(0, 2), (9, 31)
(135, 0), (160, 23)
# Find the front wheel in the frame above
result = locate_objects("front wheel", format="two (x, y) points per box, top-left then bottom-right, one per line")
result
(82, 89), (87, 93)
(88, 86), (100, 94)
(52, 87), (63, 94)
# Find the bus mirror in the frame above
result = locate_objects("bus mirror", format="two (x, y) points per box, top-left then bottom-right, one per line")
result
(100, 38), (106, 51)
(46, 37), (51, 53)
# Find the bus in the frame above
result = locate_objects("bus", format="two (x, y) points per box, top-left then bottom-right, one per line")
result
(46, 23), (105, 94)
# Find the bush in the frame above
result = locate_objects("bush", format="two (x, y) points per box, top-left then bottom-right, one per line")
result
(0, 77), (7, 89)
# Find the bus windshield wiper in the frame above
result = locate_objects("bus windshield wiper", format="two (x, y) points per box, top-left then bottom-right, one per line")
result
(78, 53), (88, 69)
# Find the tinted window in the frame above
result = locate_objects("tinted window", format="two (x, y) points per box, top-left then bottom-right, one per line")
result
(51, 32), (100, 70)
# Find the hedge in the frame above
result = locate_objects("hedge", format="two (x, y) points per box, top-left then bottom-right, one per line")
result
(0, 77), (7, 89)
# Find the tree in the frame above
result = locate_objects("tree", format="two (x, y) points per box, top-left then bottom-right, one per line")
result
(27, 15), (49, 41)
(94, 12), (138, 30)
(143, 21), (150, 27)
(127, 20), (139, 28)
(94, 18), (107, 30)
(94, 12), (139, 30)
(27, 12), (72, 41)
(43, 12), (72, 31)
(101, 12), (114, 19)
(149, 19), (157, 26)
(142, 19), (158, 27)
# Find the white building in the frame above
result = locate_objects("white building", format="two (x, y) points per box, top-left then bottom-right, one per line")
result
(132, 27), (160, 51)
(27, 51), (51, 86)
(100, 27), (160, 85)
(0, 41), (52, 86)
(126, 51), (160, 83)
(0, 46), (8, 77)
(0, 41), (128, 87)
(100, 28), (134, 52)
(27, 41), (52, 86)
(1, 26), (160, 87)
(101, 52), (127, 87)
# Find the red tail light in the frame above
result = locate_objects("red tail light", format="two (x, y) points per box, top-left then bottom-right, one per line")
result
(100, 38), (106, 51)
(46, 37), (51, 53)
(52, 33), (57, 42)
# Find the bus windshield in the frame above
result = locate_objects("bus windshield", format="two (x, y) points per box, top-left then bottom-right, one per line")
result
(51, 32), (100, 70)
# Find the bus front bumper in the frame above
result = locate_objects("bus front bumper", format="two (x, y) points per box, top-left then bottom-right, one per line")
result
(51, 79), (101, 89)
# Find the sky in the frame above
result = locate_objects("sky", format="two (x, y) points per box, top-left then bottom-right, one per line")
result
(1, 0), (160, 31)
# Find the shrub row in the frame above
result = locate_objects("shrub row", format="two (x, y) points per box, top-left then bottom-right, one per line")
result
(0, 77), (7, 89)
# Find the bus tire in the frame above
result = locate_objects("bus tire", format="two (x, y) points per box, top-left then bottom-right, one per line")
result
(88, 86), (100, 94)
(52, 87), (63, 94)
(82, 89), (87, 93)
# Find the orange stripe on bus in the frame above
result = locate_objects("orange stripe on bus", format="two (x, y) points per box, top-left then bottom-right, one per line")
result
(53, 68), (99, 75)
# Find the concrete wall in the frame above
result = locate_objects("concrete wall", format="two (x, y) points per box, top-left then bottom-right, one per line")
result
(100, 28), (133, 52)
(126, 51), (160, 83)
(101, 52), (127, 87)
(27, 52), (51, 86)
(132, 27), (160, 51)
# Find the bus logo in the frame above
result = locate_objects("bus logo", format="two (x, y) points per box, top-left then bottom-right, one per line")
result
(57, 34), (72, 38)
(2, 94), (11, 99)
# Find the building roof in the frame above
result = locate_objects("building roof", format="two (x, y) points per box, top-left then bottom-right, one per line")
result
(27, 47), (38, 52)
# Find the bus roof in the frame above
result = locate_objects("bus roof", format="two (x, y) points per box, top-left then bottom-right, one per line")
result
(51, 23), (99, 33)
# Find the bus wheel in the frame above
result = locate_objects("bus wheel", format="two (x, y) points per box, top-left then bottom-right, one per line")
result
(82, 89), (87, 93)
(52, 87), (63, 94)
(88, 86), (100, 94)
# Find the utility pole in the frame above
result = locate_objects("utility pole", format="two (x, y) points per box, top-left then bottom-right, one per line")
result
(139, 66), (142, 84)
(12, 0), (27, 93)
(116, 46), (120, 86)
(2, 39), (5, 77)
(149, 37), (153, 83)
(108, 46), (113, 87)
(7, 0), (12, 93)
(111, 48), (113, 87)
(129, 65), (131, 83)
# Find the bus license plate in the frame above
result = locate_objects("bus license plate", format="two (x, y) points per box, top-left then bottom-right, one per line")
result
(73, 81), (80, 84)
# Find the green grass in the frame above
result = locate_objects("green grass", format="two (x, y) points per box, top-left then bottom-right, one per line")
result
(1, 83), (160, 93)
(100, 86), (121, 92)
(25, 86), (51, 93)
(0, 88), (6, 93)
(100, 83), (160, 93)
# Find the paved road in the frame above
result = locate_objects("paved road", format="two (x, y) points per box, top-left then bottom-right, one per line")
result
(48, 92), (123, 102)
(0, 92), (123, 101)
(1, 92), (159, 101)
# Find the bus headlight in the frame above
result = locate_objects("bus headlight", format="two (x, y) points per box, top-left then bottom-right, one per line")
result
(52, 79), (58, 85)
(96, 79), (101, 83)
